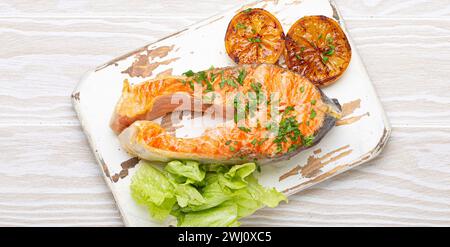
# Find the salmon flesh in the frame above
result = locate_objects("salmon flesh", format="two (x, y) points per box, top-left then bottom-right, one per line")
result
(111, 64), (341, 164)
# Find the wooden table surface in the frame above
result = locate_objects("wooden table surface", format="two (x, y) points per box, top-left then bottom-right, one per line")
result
(1, 0), (450, 226)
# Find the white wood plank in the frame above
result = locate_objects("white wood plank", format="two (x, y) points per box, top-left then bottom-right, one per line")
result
(347, 19), (450, 127)
(0, 192), (123, 226)
(336, 0), (450, 18)
(0, 126), (449, 226)
(1, 0), (449, 18)
(0, 125), (124, 226)
(0, 0), (241, 18)
(1, 18), (449, 126)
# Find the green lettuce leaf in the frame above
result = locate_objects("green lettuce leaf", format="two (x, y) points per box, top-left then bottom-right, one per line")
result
(182, 174), (233, 212)
(232, 188), (262, 218)
(229, 174), (287, 218)
(226, 163), (255, 180)
(146, 197), (177, 222)
(203, 163), (228, 173)
(130, 161), (286, 226)
(220, 163), (256, 189)
(243, 175), (288, 208)
(177, 203), (240, 227)
(174, 184), (205, 208)
(130, 161), (176, 221)
(165, 160), (205, 182)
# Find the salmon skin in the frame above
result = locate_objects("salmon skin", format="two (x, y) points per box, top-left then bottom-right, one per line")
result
(111, 64), (341, 164)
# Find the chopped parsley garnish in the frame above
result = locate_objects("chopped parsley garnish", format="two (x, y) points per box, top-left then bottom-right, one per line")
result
(251, 139), (258, 145)
(327, 36), (334, 44)
(250, 82), (262, 94)
(229, 146), (236, 152)
(276, 145), (283, 154)
(219, 71), (226, 88)
(188, 81), (195, 91)
(226, 78), (238, 88)
(237, 69), (246, 85)
(183, 69), (217, 92)
(182, 70), (195, 77)
(258, 138), (268, 145)
(233, 95), (244, 123)
(251, 29), (256, 34)
(322, 56), (329, 63)
(245, 100), (254, 117)
(323, 45), (335, 56)
(271, 104), (316, 152)
(288, 144), (299, 152)
(220, 71), (238, 88)
(318, 33), (323, 40)
(210, 72), (217, 83)
(243, 8), (253, 13)
(273, 116), (301, 153)
(225, 140), (232, 145)
(245, 99), (253, 115)
(205, 81), (214, 92)
(195, 71), (208, 84)
(301, 47), (306, 52)
(300, 86), (305, 93)
(285, 106), (295, 114)
(311, 99), (316, 105)
(236, 23), (246, 29)
(310, 109), (317, 119)
(295, 54), (302, 60)
(195, 71), (213, 92)
(238, 126), (251, 133)
(302, 135), (315, 147)
(265, 122), (276, 131)
(248, 37), (262, 43)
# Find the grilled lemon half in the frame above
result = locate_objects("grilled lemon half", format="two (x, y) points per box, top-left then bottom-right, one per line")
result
(225, 8), (285, 64)
(285, 15), (351, 87)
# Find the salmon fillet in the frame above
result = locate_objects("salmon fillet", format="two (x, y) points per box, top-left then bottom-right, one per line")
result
(111, 64), (341, 163)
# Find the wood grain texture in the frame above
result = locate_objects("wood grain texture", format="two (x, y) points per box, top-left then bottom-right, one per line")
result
(349, 19), (450, 127)
(0, 125), (123, 226)
(1, 0), (449, 18)
(0, 0), (242, 18)
(0, 0), (449, 226)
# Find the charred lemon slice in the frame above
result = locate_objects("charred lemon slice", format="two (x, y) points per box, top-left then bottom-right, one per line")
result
(225, 8), (285, 64)
(285, 15), (351, 87)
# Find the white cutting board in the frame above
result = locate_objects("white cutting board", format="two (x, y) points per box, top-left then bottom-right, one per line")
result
(72, 0), (391, 226)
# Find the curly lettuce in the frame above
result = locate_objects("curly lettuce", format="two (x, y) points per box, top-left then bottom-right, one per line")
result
(130, 160), (287, 226)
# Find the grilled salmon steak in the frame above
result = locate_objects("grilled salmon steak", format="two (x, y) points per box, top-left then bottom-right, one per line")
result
(111, 64), (341, 164)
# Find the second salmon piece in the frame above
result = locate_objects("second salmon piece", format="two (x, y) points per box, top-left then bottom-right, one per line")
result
(111, 64), (341, 164)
